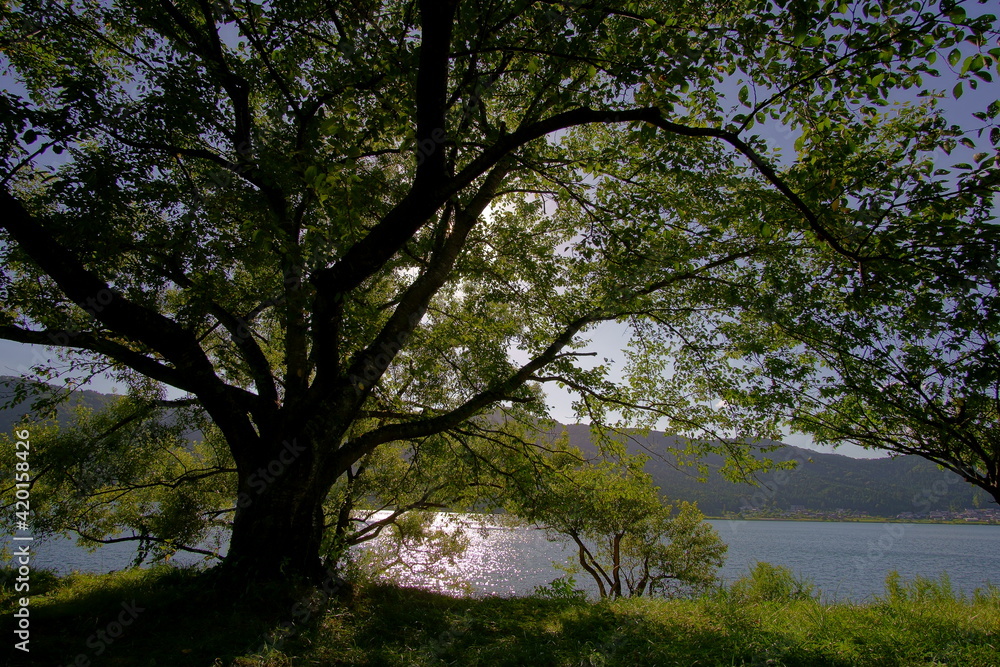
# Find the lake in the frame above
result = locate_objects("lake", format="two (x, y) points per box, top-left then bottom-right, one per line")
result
(9, 519), (999, 603)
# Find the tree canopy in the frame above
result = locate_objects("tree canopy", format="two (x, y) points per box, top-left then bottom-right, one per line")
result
(720, 249), (1000, 504)
(1, 0), (998, 584)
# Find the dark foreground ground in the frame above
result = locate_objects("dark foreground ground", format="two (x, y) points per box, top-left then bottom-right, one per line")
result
(1, 565), (997, 666)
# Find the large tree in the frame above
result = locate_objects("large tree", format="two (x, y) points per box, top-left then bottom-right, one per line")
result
(1, 0), (996, 584)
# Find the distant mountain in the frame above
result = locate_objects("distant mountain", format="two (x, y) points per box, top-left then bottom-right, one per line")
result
(555, 423), (992, 517)
(0, 376), (115, 433)
(1, 377), (989, 517)
(0, 375), (207, 444)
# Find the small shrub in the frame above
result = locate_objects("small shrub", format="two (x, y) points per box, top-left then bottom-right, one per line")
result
(972, 581), (1000, 605)
(532, 576), (587, 602)
(728, 562), (816, 603)
(882, 570), (959, 605)
(0, 565), (60, 600)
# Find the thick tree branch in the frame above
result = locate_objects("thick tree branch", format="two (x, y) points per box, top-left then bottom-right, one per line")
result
(156, 0), (251, 149)
(165, 269), (278, 405)
(0, 324), (212, 398)
(332, 313), (592, 471)
(319, 163), (512, 404)
(462, 106), (864, 263)
(414, 0), (458, 186)
(2, 192), (213, 370)
(1, 190), (265, 450)
(309, 1), (458, 300)
(0, 191), (264, 400)
(75, 530), (222, 560)
(312, 102), (857, 324)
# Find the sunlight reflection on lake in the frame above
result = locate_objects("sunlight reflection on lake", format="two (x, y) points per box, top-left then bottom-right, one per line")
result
(362, 513), (577, 596)
(360, 515), (1000, 602)
(9, 516), (999, 603)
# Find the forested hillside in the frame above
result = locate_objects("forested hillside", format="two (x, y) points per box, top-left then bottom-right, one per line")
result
(0, 378), (988, 517)
(558, 424), (990, 517)
(0, 376), (112, 434)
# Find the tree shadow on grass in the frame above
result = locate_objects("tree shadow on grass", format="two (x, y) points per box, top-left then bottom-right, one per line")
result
(0, 565), (346, 667)
(318, 588), (860, 667)
(3, 573), (996, 666)
(320, 586), (753, 666)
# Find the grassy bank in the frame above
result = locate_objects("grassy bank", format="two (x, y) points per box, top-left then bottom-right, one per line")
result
(2, 565), (997, 666)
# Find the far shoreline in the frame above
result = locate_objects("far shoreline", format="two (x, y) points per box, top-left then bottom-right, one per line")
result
(706, 515), (1000, 525)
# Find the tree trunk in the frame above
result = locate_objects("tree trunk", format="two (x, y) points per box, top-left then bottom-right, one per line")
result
(569, 531), (609, 598)
(217, 436), (331, 586)
(611, 532), (623, 599)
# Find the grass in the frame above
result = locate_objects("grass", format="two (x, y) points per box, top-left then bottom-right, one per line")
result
(1, 564), (997, 666)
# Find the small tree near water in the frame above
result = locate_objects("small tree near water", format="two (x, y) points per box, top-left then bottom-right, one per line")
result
(511, 452), (727, 599)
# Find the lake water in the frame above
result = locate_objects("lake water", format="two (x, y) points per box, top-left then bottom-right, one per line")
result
(8, 519), (999, 603)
